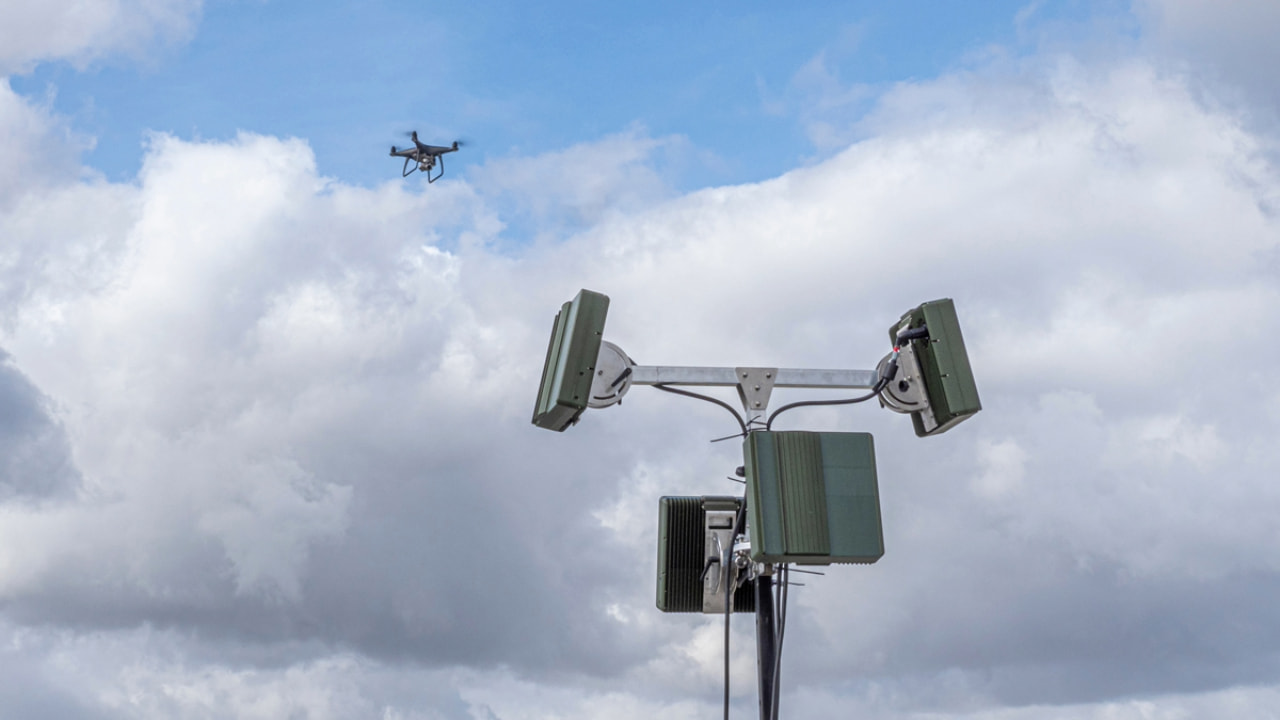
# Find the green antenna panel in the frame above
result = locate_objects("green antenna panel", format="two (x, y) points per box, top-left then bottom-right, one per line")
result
(532, 289), (610, 431)
(744, 431), (884, 565)
(890, 298), (981, 437)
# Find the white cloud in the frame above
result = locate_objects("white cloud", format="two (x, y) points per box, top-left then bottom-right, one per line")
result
(467, 126), (685, 240)
(0, 0), (201, 75)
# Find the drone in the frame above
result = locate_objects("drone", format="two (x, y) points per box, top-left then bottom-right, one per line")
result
(390, 131), (464, 182)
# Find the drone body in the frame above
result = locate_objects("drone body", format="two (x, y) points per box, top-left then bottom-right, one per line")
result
(390, 131), (463, 182)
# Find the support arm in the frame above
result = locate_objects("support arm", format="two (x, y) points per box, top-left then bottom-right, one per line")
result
(629, 366), (878, 390)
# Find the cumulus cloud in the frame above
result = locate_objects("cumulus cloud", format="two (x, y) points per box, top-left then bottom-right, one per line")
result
(0, 0), (201, 75)
(3, 41), (1280, 720)
(467, 125), (686, 244)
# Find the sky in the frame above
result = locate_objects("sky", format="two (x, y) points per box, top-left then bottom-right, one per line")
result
(1, 0), (1279, 718)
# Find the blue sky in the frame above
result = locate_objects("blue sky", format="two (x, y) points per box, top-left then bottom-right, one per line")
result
(13, 0), (1124, 190)
(3, 1), (1280, 718)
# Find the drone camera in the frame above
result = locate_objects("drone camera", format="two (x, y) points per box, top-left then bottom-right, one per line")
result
(744, 431), (884, 566)
(883, 298), (981, 437)
(656, 496), (756, 613)
(532, 289), (610, 431)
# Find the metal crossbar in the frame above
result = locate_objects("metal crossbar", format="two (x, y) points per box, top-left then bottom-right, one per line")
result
(629, 366), (877, 389)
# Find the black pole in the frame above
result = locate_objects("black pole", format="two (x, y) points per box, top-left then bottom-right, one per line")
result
(755, 572), (776, 720)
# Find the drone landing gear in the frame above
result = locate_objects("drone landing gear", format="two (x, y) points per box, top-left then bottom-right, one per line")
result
(400, 156), (446, 183)
(425, 155), (444, 183)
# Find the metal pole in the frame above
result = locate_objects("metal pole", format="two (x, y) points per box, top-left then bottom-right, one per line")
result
(754, 572), (777, 720)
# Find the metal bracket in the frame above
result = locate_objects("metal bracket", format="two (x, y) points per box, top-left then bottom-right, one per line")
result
(735, 367), (778, 418)
(877, 345), (928, 414)
(702, 498), (742, 613)
(588, 341), (634, 408)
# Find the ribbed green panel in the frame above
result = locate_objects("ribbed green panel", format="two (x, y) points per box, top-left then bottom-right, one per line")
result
(745, 432), (884, 565)
(775, 433), (830, 556)
(745, 434), (784, 561)
(656, 497), (755, 613)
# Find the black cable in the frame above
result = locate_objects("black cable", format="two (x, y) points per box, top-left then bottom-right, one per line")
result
(764, 349), (900, 431)
(722, 497), (748, 720)
(724, 543), (732, 720)
(764, 383), (885, 431)
(700, 557), (720, 584)
(610, 366), (632, 388)
(897, 325), (929, 343)
(653, 384), (748, 437)
(771, 564), (790, 720)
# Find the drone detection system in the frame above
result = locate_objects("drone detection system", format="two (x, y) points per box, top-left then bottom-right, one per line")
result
(389, 131), (465, 183)
(530, 288), (981, 720)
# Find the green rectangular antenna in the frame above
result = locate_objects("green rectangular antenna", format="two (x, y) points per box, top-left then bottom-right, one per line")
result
(532, 289), (610, 431)
(890, 298), (981, 437)
(744, 431), (884, 565)
(657, 496), (755, 613)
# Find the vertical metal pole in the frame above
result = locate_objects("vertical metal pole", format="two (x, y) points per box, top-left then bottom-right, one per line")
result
(743, 379), (780, 720)
(755, 571), (776, 720)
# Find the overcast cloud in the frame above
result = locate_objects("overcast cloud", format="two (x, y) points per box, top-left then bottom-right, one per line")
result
(2, 1), (1280, 718)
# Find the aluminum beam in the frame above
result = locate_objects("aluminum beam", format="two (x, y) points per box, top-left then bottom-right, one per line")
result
(630, 366), (877, 389)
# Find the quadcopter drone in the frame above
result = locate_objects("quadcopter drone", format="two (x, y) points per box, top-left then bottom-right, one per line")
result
(390, 131), (464, 183)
